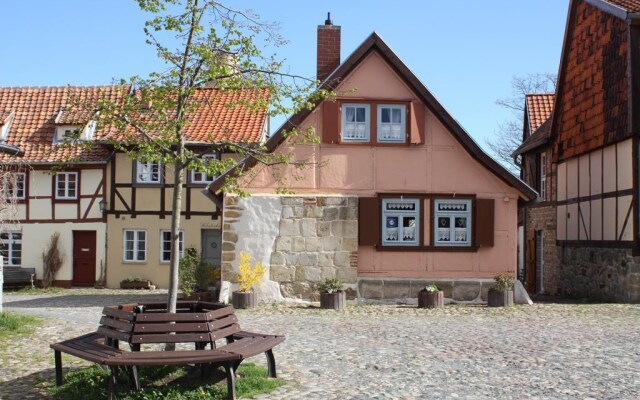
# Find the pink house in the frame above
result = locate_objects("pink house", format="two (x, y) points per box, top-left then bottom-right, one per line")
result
(209, 17), (536, 302)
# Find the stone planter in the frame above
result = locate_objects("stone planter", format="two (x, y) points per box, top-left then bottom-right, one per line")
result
(487, 290), (514, 307)
(418, 290), (444, 308)
(232, 291), (257, 309)
(320, 291), (346, 310)
(120, 280), (152, 290)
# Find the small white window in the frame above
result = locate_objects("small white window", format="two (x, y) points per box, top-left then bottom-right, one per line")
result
(190, 154), (219, 184)
(160, 230), (184, 262)
(377, 104), (406, 143)
(0, 112), (15, 141)
(341, 104), (370, 142)
(55, 172), (78, 199)
(2, 172), (25, 200)
(136, 161), (162, 184)
(434, 199), (472, 246)
(123, 229), (147, 262)
(0, 232), (22, 266)
(540, 152), (547, 201)
(382, 198), (420, 246)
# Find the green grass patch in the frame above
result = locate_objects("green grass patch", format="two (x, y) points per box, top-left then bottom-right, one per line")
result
(0, 312), (41, 341)
(7, 286), (66, 295)
(49, 362), (284, 400)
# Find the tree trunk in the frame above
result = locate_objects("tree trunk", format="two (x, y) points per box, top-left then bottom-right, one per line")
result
(167, 158), (184, 314)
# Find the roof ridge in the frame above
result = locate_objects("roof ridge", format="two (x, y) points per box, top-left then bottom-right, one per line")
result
(526, 93), (556, 97)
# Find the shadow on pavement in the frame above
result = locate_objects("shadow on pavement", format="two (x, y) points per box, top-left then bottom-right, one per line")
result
(0, 368), (56, 400)
(3, 293), (168, 309)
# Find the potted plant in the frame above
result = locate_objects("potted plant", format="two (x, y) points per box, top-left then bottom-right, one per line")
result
(418, 283), (444, 308)
(120, 276), (152, 290)
(487, 273), (515, 307)
(317, 278), (346, 310)
(232, 251), (266, 309)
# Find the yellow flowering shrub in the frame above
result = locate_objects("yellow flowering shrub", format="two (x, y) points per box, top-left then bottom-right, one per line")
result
(237, 251), (267, 292)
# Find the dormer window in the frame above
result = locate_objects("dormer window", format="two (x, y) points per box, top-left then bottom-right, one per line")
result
(190, 154), (220, 184)
(54, 125), (81, 144)
(0, 111), (16, 141)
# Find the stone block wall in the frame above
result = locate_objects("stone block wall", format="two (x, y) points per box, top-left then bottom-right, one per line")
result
(526, 203), (558, 294)
(221, 195), (358, 301)
(558, 246), (640, 302)
(271, 196), (358, 300)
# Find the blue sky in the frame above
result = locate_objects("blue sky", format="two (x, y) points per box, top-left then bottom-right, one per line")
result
(0, 0), (569, 149)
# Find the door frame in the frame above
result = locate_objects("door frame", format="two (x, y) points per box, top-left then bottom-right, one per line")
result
(72, 230), (97, 287)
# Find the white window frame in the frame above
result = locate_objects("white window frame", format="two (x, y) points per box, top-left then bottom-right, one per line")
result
(381, 198), (420, 247)
(135, 161), (162, 184)
(160, 230), (184, 263)
(341, 103), (370, 142)
(377, 104), (407, 143)
(190, 154), (219, 184)
(123, 229), (147, 262)
(55, 172), (78, 200)
(540, 152), (547, 201)
(434, 199), (472, 247)
(0, 232), (22, 267)
(2, 172), (25, 200)
(54, 125), (81, 144)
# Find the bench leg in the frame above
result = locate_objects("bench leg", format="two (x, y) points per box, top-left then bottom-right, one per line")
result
(224, 362), (236, 400)
(126, 366), (140, 391)
(265, 350), (277, 378)
(107, 366), (117, 400)
(54, 350), (63, 386)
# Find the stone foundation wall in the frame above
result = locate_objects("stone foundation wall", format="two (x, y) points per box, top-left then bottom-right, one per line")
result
(557, 246), (640, 302)
(358, 278), (495, 303)
(526, 204), (558, 294)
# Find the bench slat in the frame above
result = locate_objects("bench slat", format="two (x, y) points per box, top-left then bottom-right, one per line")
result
(131, 332), (212, 344)
(100, 316), (135, 332)
(98, 326), (132, 342)
(222, 336), (285, 358)
(102, 307), (135, 321)
(133, 322), (210, 333)
(136, 312), (208, 322)
(207, 314), (238, 330)
(210, 324), (241, 341)
(104, 349), (241, 366)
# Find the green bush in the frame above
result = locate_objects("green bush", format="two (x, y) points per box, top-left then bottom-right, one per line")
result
(491, 273), (515, 292)
(317, 278), (343, 294)
(179, 248), (199, 297)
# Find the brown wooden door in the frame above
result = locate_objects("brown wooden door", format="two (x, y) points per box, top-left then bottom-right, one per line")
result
(73, 231), (96, 287)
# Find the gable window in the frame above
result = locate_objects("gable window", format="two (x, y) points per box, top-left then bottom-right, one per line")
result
(160, 230), (184, 262)
(377, 104), (406, 143)
(136, 161), (162, 184)
(341, 104), (370, 142)
(434, 199), (472, 246)
(540, 152), (547, 201)
(2, 172), (25, 200)
(123, 229), (146, 262)
(190, 154), (219, 184)
(0, 232), (22, 266)
(54, 126), (81, 144)
(55, 172), (78, 199)
(381, 198), (420, 246)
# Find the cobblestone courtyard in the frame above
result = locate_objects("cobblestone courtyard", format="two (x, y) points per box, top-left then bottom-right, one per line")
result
(1, 290), (639, 399)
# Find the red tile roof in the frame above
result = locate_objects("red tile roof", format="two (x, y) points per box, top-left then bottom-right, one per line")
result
(526, 94), (555, 132)
(0, 86), (268, 164)
(603, 0), (640, 13)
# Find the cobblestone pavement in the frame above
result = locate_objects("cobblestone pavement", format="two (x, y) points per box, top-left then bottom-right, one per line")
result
(2, 290), (640, 399)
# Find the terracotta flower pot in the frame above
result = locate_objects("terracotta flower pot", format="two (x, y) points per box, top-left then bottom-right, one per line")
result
(418, 290), (444, 308)
(487, 290), (514, 307)
(232, 291), (257, 309)
(320, 291), (346, 310)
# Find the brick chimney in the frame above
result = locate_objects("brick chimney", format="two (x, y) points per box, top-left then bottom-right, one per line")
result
(317, 13), (341, 83)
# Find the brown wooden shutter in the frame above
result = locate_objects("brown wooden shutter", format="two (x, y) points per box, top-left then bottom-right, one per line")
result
(358, 197), (380, 246)
(409, 101), (425, 144)
(323, 101), (340, 144)
(475, 198), (495, 247)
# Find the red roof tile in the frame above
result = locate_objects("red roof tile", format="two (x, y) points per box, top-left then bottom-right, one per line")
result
(526, 93), (555, 132)
(0, 86), (268, 164)
(603, 0), (640, 13)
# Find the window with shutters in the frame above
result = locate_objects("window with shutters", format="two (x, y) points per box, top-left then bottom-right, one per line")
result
(341, 104), (370, 142)
(381, 198), (419, 246)
(377, 104), (406, 143)
(434, 199), (472, 247)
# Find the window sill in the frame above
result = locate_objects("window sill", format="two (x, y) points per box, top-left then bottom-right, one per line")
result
(376, 245), (478, 252)
(122, 260), (148, 264)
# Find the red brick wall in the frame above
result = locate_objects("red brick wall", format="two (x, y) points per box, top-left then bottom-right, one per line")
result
(554, 1), (629, 162)
(317, 25), (341, 82)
